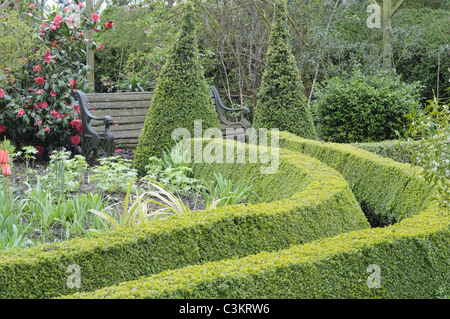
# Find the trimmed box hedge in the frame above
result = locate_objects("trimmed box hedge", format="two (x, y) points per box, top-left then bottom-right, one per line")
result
(278, 132), (434, 225)
(62, 134), (449, 299)
(63, 207), (449, 299)
(351, 140), (421, 164)
(0, 141), (367, 298)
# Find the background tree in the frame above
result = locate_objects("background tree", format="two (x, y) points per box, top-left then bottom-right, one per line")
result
(254, 0), (317, 140)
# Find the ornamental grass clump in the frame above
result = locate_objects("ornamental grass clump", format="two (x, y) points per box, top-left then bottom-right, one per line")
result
(254, 0), (317, 140)
(133, 2), (219, 175)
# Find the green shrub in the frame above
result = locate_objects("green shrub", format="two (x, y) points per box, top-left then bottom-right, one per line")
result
(278, 131), (435, 226)
(0, 140), (367, 298)
(133, 2), (219, 175)
(254, 0), (317, 140)
(351, 140), (422, 164)
(63, 207), (449, 299)
(314, 69), (422, 143)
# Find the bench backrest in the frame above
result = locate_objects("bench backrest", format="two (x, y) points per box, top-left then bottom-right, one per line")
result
(84, 91), (228, 149)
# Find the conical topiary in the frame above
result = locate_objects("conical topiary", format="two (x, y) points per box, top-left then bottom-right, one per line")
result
(133, 2), (219, 175)
(254, 0), (317, 140)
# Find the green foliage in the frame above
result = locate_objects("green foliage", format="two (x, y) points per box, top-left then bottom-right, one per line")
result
(351, 140), (422, 164)
(0, 139), (368, 298)
(254, 0), (317, 140)
(63, 209), (450, 299)
(314, 69), (422, 143)
(278, 131), (435, 226)
(201, 173), (254, 208)
(90, 156), (138, 193)
(133, 2), (219, 175)
(403, 97), (449, 210)
(94, 5), (154, 92)
(0, 9), (41, 81)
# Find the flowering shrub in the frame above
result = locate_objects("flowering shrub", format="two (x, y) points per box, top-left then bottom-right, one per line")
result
(0, 2), (114, 156)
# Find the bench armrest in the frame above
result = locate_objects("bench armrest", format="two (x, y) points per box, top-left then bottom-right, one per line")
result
(211, 86), (251, 114)
(75, 90), (113, 129)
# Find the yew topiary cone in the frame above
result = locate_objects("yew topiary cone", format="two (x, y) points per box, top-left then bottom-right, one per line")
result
(254, 0), (317, 140)
(133, 3), (219, 175)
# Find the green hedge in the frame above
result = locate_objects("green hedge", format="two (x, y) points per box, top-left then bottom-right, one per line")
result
(62, 134), (449, 299)
(0, 141), (367, 298)
(278, 132), (434, 226)
(63, 207), (449, 299)
(351, 140), (421, 164)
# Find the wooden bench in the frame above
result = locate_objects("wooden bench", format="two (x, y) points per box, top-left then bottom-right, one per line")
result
(75, 86), (252, 158)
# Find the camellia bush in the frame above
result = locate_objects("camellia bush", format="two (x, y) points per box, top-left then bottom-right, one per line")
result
(0, 2), (113, 157)
(314, 69), (422, 143)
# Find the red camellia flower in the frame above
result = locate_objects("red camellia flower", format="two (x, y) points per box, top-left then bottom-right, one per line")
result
(45, 56), (51, 63)
(92, 13), (99, 21)
(78, 3), (83, 9)
(33, 65), (41, 72)
(71, 119), (81, 127)
(98, 44), (104, 51)
(50, 24), (57, 31)
(70, 136), (81, 146)
(0, 89), (4, 98)
(0, 125), (5, 133)
(35, 77), (45, 85)
(35, 146), (44, 156)
(17, 109), (25, 117)
(53, 14), (63, 26)
(105, 21), (114, 29)
(45, 127), (50, 133)
(70, 79), (76, 87)
(50, 90), (57, 97)
(76, 124), (82, 133)
(93, 27), (99, 32)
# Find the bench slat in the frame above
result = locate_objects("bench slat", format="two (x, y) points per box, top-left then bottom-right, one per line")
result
(90, 108), (149, 118)
(85, 92), (155, 102)
(86, 100), (152, 110)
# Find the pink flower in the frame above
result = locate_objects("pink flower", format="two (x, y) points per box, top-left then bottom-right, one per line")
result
(70, 79), (76, 88)
(44, 50), (51, 58)
(115, 149), (122, 153)
(76, 124), (82, 133)
(78, 3), (83, 9)
(17, 109), (25, 117)
(0, 149), (10, 164)
(50, 24), (57, 31)
(53, 15), (63, 26)
(105, 21), (114, 29)
(33, 65), (41, 72)
(29, 4), (35, 9)
(35, 146), (44, 156)
(40, 101), (48, 109)
(35, 77), (45, 85)
(0, 125), (5, 133)
(35, 89), (44, 95)
(71, 119), (81, 127)
(92, 14), (99, 21)
(93, 27), (99, 32)
(98, 44), (104, 51)
(64, 7), (68, 13)
(70, 136), (81, 146)
(45, 127), (50, 133)
(50, 90), (57, 97)
(45, 56), (51, 63)
(70, 37), (75, 41)
(0, 89), (4, 98)
(50, 109), (60, 118)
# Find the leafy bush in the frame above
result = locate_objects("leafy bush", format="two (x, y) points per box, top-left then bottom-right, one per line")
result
(89, 156), (137, 193)
(403, 97), (449, 210)
(254, 0), (317, 140)
(0, 2), (113, 155)
(314, 69), (422, 143)
(133, 2), (219, 175)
